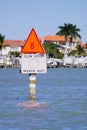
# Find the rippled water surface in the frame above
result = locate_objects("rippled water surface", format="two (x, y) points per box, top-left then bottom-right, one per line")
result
(0, 68), (87, 130)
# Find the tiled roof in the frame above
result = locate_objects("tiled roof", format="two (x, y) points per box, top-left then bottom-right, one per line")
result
(3, 40), (25, 46)
(44, 35), (65, 42)
(43, 35), (77, 42)
(3, 37), (42, 46)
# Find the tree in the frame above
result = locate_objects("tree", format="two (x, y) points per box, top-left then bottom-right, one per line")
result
(8, 51), (20, 68)
(68, 45), (86, 57)
(42, 42), (63, 59)
(56, 23), (81, 42)
(56, 23), (81, 56)
(0, 34), (5, 51)
(9, 51), (20, 58)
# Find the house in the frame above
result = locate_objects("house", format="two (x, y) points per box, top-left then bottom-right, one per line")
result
(42, 35), (78, 54)
(2, 40), (25, 55)
(0, 40), (25, 67)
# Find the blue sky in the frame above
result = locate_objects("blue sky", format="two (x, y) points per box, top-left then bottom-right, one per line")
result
(0, 0), (87, 43)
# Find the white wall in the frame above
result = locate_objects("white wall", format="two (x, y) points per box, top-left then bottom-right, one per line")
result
(2, 46), (10, 55)
(1, 46), (21, 55)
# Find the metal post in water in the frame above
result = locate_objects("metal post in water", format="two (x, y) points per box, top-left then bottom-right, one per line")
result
(29, 74), (36, 101)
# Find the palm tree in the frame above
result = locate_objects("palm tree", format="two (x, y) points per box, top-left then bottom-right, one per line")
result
(56, 23), (81, 55)
(56, 23), (81, 42)
(76, 44), (86, 56)
(68, 45), (86, 57)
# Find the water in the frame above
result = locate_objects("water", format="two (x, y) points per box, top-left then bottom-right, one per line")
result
(0, 68), (87, 130)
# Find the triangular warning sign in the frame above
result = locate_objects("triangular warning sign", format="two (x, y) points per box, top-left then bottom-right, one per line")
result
(21, 28), (45, 54)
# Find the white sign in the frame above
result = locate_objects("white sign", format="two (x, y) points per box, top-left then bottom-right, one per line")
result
(21, 54), (47, 74)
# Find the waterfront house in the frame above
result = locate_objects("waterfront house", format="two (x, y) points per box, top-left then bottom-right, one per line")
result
(2, 40), (25, 55)
(0, 40), (24, 67)
(42, 35), (78, 54)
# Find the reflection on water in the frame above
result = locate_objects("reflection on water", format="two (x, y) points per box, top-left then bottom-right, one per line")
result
(0, 68), (87, 130)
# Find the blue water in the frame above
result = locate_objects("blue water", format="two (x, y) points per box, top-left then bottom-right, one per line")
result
(0, 68), (87, 130)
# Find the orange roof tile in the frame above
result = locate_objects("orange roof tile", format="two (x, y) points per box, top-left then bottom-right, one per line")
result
(3, 40), (25, 46)
(44, 35), (65, 42)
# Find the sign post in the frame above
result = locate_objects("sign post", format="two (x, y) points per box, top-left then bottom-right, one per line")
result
(21, 28), (47, 102)
(29, 73), (36, 101)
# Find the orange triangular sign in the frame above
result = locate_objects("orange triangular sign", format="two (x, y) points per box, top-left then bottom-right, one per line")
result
(21, 28), (45, 54)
